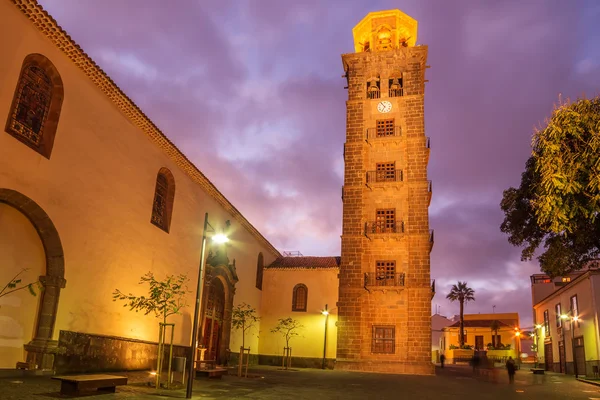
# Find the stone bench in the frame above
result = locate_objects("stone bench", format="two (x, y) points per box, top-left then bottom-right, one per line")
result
(196, 368), (228, 379)
(531, 368), (545, 375)
(52, 374), (128, 395)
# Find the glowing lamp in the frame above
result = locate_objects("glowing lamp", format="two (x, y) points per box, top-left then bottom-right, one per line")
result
(535, 324), (542, 329)
(322, 310), (329, 316)
(515, 331), (521, 337)
(573, 316), (580, 322)
(560, 314), (569, 320)
(212, 234), (229, 244)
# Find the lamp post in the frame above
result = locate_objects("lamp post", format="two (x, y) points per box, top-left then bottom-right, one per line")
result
(514, 328), (521, 369)
(186, 213), (229, 399)
(321, 304), (329, 369)
(533, 324), (542, 368)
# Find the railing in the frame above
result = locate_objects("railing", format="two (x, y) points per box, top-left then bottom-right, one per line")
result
(366, 170), (403, 184)
(389, 87), (404, 97)
(365, 221), (404, 234)
(282, 251), (303, 257)
(364, 272), (405, 287)
(367, 88), (380, 99)
(366, 126), (401, 140)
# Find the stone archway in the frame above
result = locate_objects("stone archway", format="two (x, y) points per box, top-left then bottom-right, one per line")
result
(0, 189), (66, 370)
(200, 249), (238, 365)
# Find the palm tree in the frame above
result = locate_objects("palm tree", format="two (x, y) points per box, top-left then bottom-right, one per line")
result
(446, 281), (475, 347)
(490, 320), (500, 349)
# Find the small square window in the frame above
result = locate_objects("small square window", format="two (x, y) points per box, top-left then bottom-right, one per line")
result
(376, 119), (395, 137)
(372, 326), (395, 354)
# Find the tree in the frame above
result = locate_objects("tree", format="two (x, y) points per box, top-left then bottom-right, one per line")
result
(231, 302), (260, 349)
(446, 281), (475, 347)
(112, 272), (190, 324)
(490, 320), (500, 348)
(271, 317), (303, 349)
(501, 97), (600, 276)
(0, 268), (42, 305)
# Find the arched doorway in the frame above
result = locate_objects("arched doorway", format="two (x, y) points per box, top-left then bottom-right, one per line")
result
(202, 277), (225, 362)
(0, 189), (66, 371)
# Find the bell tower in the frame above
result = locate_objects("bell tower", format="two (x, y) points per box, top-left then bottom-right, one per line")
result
(336, 10), (434, 375)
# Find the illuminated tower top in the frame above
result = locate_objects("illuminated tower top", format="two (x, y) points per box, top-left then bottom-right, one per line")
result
(352, 9), (418, 53)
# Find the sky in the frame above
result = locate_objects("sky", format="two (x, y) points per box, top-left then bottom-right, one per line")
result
(38, 0), (600, 328)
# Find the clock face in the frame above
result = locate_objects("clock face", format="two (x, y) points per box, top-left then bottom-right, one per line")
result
(377, 101), (392, 113)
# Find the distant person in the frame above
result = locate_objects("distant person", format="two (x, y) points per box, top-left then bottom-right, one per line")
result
(440, 354), (446, 369)
(506, 356), (516, 384)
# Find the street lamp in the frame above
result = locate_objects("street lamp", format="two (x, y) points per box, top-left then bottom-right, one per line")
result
(321, 304), (329, 370)
(561, 312), (581, 378)
(186, 213), (229, 399)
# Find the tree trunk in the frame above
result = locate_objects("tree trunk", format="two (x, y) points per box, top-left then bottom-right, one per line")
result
(459, 300), (464, 347)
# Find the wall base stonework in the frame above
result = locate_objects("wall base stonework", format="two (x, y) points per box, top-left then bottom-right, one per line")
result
(55, 331), (190, 374)
(335, 359), (434, 375)
(258, 355), (335, 370)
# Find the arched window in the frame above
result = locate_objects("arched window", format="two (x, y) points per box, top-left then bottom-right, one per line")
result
(366, 76), (380, 99)
(292, 284), (308, 312)
(150, 168), (175, 232)
(5, 54), (64, 159)
(256, 252), (264, 290)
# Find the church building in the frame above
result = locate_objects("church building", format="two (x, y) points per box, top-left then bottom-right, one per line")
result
(0, 0), (432, 375)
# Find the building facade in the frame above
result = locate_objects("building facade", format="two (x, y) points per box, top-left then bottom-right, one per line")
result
(532, 270), (600, 376)
(336, 10), (434, 375)
(440, 313), (521, 357)
(0, 0), (280, 372)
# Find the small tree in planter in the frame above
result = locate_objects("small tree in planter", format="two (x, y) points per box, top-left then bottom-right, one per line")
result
(113, 272), (190, 388)
(271, 317), (304, 370)
(231, 303), (259, 376)
(1, 268), (42, 304)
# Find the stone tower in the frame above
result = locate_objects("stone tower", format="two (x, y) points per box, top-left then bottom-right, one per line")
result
(336, 10), (434, 375)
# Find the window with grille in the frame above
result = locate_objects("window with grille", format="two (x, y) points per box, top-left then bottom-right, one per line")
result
(388, 77), (403, 97)
(555, 303), (562, 327)
(375, 209), (396, 233)
(292, 284), (308, 312)
(570, 295), (579, 327)
(372, 326), (395, 354)
(376, 119), (395, 137)
(375, 261), (395, 286)
(376, 162), (396, 182)
(150, 168), (175, 233)
(256, 253), (264, 290)
(543, 309), (550, 334)
(6, 54), (64, 159)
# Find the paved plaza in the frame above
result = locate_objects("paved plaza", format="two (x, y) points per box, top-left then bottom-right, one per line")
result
(1, 365), (599, 399)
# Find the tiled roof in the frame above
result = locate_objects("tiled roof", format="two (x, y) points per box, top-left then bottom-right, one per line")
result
(267, 256), (341, 270)
(447, 320), (513, 329)
(10, 0), (280, 258)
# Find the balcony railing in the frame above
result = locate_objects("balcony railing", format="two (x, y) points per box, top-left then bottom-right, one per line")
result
(366, 126), (401, 141)
(365, 220), (404, 235)
(389, 87), (404, 97)
(366, 170), (403, 184)
(364, 272), (405, 287)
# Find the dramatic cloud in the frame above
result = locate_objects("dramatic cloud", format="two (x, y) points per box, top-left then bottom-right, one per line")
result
(38, 0), (600, 327)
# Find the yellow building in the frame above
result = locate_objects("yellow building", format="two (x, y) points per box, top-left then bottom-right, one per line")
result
(441, 313), (521, 361)
(531, 269), (600, 376)
(0, 0), (279, 372)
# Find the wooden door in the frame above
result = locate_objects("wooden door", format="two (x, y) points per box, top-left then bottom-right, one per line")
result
(575, 337), (586, 376)
(475, 336), (484, 350)
(558, 341), (566, 373)
(544, 342), (554, 371)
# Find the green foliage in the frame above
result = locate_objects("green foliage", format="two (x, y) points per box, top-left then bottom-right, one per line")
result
(531, 97), (600, 233)
(459, 344), (473, 350)
(112, 272), (190, 323)
(501, 97), (600, 276)
(449, 344), (458, 350)
(0, 269), (42, 306)
(231, 302), (260, 348)
(270, 317), (304, 348)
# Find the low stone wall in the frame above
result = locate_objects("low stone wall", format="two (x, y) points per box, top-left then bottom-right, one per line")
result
(55, 330), (190, 374)
(258, 354), (335, 370)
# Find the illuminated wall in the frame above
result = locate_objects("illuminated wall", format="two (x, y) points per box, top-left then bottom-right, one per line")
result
(0, 204), (45, 368)
(259, 267), (339, 360)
